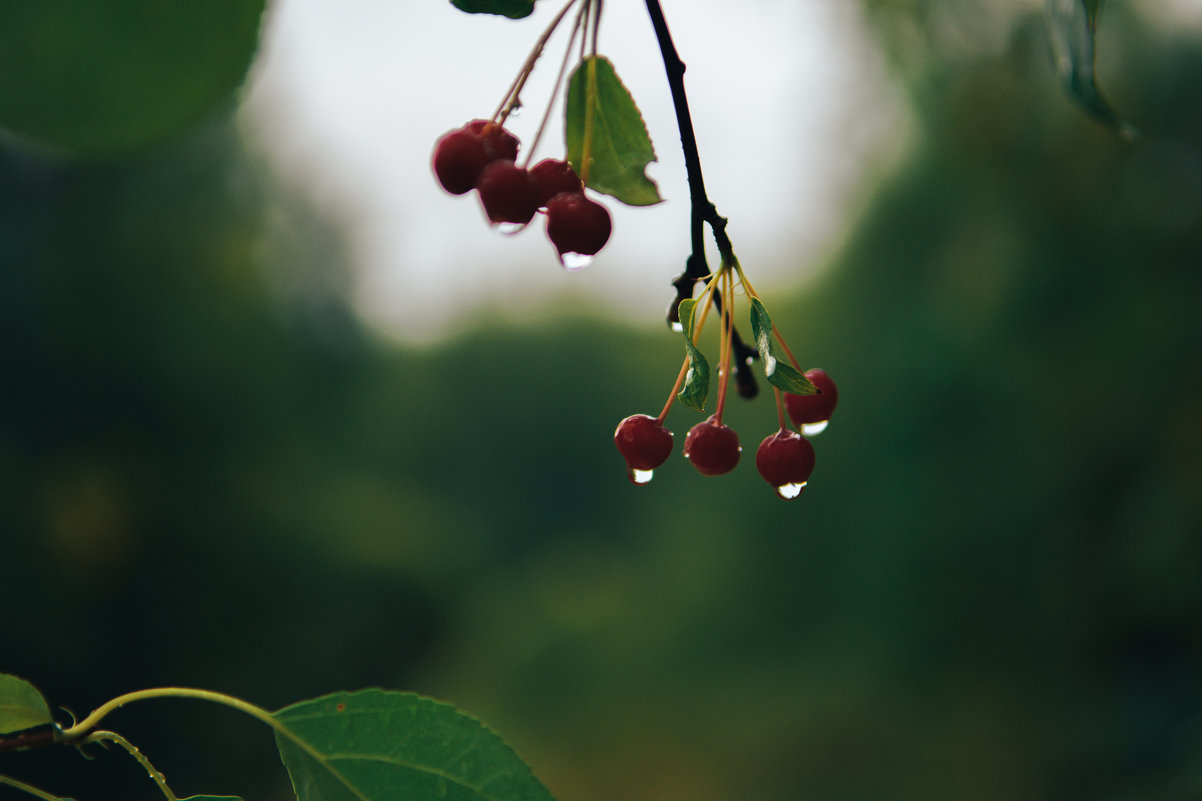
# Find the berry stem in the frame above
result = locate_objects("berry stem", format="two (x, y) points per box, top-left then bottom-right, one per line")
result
(773, 385), (788, 431)
(714, 266), (735, 422)
(492, 0), (582, 125)
(733, 262), (805, 373)
(658, 354), (691, 422)
(524, 0), (589, 167)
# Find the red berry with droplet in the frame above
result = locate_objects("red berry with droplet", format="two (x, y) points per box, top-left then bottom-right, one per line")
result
(432, 128), (492, 195)
(614, 414), (673, 482)
(530, 159), (583, 207)
(755, 429), (816, 498)
(476, 160), (540, 225)
(785, 368), (838, 429)
(466, 119), (519, 162)
(683, 417), (741, 476)
(545, 191), (612, 256)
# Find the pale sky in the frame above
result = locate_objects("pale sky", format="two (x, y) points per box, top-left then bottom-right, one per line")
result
(239, 0), (910, 343)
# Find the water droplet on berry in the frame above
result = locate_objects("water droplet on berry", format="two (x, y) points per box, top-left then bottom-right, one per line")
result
(559, 252), (594, 271)
(801, 420), (829, 437)
(776, 482), (807, 500)
(628, 468), (655, 485)
(495, 221), (527, 235)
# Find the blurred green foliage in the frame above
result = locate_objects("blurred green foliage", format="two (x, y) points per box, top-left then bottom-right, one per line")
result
(1, 5), (1200, 801)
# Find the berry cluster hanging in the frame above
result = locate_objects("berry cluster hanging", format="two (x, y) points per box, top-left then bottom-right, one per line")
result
(437, 0), (839, 499)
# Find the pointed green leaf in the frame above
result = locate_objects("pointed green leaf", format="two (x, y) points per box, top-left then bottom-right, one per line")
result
(565, 57), (663, 206)
(1046, 0), (1137, 138)
(0, 0), (267, 154)
(450, 0), (535, 19)
(677, 299), (710, 411)
(273, 689), (556, 801)
(749, 299), (816, 396)
(0, 675), (53, 735)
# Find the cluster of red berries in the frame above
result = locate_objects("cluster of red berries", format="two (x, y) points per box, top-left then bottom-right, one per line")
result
(614, 368), (838, 499)
(432, 119), (613, 266)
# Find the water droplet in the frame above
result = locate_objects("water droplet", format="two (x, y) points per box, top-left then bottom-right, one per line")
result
(801, 420), (829, 437)
(670, 321), (684, 333)
(775, 482), (807, 500)
(560, 251), (594, 271)
(495, 221), (528, 235)
(628, 468), (654, 485)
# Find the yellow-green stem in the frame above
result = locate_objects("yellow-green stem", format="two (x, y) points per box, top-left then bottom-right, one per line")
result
(0, 774), (71, 801)
(87, 731), (177, 801)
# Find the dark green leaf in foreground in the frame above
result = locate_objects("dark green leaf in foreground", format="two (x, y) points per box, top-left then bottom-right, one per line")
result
(1046, 0), (1137, 138)
(0, 675), (53, 735)
(180, 796), (244, 801)
(273, 689), (556, 801)
(0, 0), (266, 154)
(677, 299), (711, 411)
(451, 0), (535, 19)
(566, 57), (663, 206)
(749, 299), (816, 396)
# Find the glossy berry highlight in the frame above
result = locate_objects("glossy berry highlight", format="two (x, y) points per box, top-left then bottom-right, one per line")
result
(683, 418), (741, 476)
(785, 368), (838, 435)
(755, 429), (816, 499)
(614, 414), (674, 484)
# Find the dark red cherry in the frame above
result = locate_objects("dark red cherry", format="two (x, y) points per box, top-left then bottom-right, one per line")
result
(683, 418), (741, 476)
(432, 128), (492, 195)
(545, 192), (612, 256)
(785, 368), (838, 432)
(466, 119), (519, 162)
(614, 414), (673, 483)
(529, 159), (583, 207)
(476, 161), (540, 226)
(755, 429), (816, 499)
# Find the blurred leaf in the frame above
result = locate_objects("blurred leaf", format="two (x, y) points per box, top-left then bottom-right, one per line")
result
(749, 299), (816, 396)
(180, 796), (244, 801)
(0, 675), (52, 735)
(566, 56), (663, 206)
(677, 299), (711, 411)
(450, 0), (535, 18)
(0, 0), (266, 154)
(274, 689), (556, 801)
(1046, 0), (1137, 138)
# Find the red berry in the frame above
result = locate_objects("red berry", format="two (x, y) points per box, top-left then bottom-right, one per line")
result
(432, 128), (492, 195)
(529, 159), (583, 207)
(614, 414), (673, 484)
(545, 192), (612, 257)
(466, 119), (519, 162)
(785, 368), (838, 433)
(683, 417), (741, 476)
(476, 160), (540, 225)
(755, 429), (816, 499)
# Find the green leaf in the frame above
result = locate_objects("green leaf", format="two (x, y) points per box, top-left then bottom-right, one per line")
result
(0, 0), (267, 154)
(749, 299), (816, 396)
(450, 0), (535, 19)
(180, 797), (244, 801)
(273, 689), (557, 801)
(676, 299), (710, 411)
(1046, 0), (1137, 138)
(0, 675), (53, 735)
(565, 57), (663, 206)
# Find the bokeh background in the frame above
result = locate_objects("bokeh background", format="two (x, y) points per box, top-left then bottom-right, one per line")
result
(3, 2), (1201, 801)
